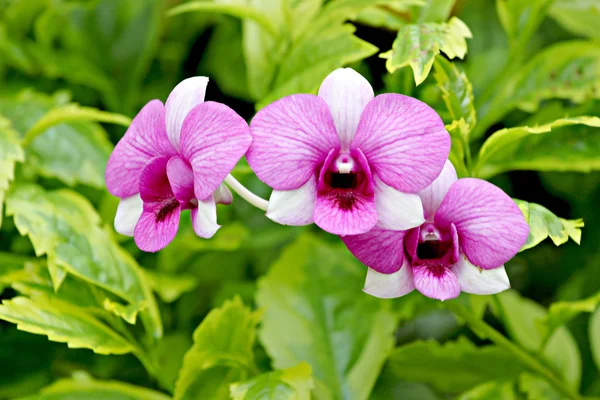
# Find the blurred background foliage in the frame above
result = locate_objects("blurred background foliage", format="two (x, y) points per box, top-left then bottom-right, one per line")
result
(0, 0), (599, 399)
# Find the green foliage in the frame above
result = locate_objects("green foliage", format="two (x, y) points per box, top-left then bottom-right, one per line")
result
(5, 185), (162, 338)
(0, 297), (134, 355)
(257, 235), (397, 400)
(386, 337), (525, 393)
(173, 297), (261, 400)
(475, 116), (600, 178)
(19, 373), (171, 400)
(0, 116), (24, 227)
(0, 0), (599, 398)
(230, 362), (313, 400)
(515, 199), (584, 251)
(381, 17), (472, 85)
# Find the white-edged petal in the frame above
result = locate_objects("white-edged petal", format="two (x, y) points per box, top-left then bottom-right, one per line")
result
(165, 76), (209, 149)
(191, 196), (220, 239)
(453, 255), (511, 295)
(114, 194), (143, 236)
(363, 261), (415, 299)
(374, 176), (425, 231)
(318, 68), (374, 150)
(266, 176), (317, 226)
(418, 160), (458, 220)
(214, 184), (233, 205)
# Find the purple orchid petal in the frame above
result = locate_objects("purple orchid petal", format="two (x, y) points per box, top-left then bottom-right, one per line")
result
(363, 262), (415, 299)
(106, 100), (176, 198)
(413, 265), (460, 301)
(165, 76), (209, 149)
(453, 255), (510, 295)
(135, 156), (181, 252)
(134, 206), (180, 253)
(419, 160), (458, 220)
(247, 94), (340, 190)
(314, 192), (378, 235)
(179, 101), (252, 201)
(191, 197), (220, 239)
(374, 176), (425, 231)
(114, 194), (143, 236)
(341, 227), (405, 274)
(214, 184), (233, 205)
(267, 176), (317, 226)
(351, 94), (450, 193)
(435, 178), (529, 270)
(166, 156), (195, 204)
(318, 68), (374, 150)
(405, 226), (419, 262)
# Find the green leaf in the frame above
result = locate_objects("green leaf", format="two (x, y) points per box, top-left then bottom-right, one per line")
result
(413, 0), (456, 22)
(590, 307), (600, 371)
(258, 24), (377, 108)
(19, 373), (171, 400)
(22, 103), (131, 146)
(174, 297), (261, 400)
(493, 291), (582, 389)
(433, 56), (476, 130)
(458, 381), (517, 400)
(519, 373), (561, 400)
(381, 17), (472, 85)
(548, 0), (600, 40)
(0, 91), (114, 188)
(5, 185), (162, 338)
(386, 337), (525, 393)
(496, 0), (553, 49)
(256, 234), (398, 400)
(230, 362), (314, 400)
(144, 270), (199, 303)
(475, 116), (600, 178)
(537, 291), (600, 345)
(103, 298), (146, 325)
(243, 0), (286, 100)
(167, 2), (278, 37)
(0, 296), (133, 355)
(0, 116), (24, 228)
(515, 199), (584, 251)
(285, 0), (323, 40)
(510, 41), (600, 113)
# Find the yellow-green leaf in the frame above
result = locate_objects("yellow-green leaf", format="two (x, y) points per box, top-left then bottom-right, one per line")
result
(22, 104), (131, 146)
(19, 373), (171, 400)
(256, 234), (397, 400)
(174, 297), (261, 400)
(590, 307), (600, 371)
(549, 0), (600, 40)
(230, 362), (314, 400)
(0, 116), (24, 228)
(381, 17), (472, 85)
(5, 185), (162, 338)
(0, 297), (133, 355)
(475, 116), (600, 178)
(515, 199), (584, 251)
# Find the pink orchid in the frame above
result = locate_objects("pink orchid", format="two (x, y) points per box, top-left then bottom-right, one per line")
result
(247, 68), (450, 236)
(105, 77), (251, 252)
(342, 161), (530, 301)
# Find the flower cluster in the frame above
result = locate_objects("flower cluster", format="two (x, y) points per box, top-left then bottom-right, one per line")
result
(107, 69), (529, 301)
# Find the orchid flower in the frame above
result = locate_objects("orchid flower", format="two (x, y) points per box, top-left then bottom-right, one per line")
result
(105, 77), (251, 252)
(342, 161), (530, 301)
(246, 68), (450, 236)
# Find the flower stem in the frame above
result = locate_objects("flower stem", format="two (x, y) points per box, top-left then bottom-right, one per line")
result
(445, 302), (582, 400)
(224, 174), (269, 212)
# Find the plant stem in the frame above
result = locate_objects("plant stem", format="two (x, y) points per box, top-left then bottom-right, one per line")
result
(446, 302), (582, 400)
(224, 174), (269, 212)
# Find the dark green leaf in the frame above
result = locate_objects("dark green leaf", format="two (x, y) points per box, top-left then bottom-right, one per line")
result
(386, 337), (525, 393)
